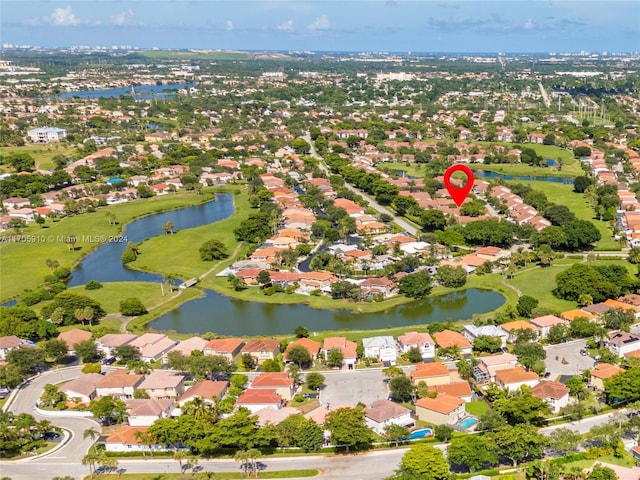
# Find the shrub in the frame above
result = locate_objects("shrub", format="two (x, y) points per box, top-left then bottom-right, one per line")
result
(85, 280), (103, 290)
(119, 297), (148, 316)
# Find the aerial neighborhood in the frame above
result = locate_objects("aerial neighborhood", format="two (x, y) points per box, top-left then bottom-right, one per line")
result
(1, 45), (640, 480)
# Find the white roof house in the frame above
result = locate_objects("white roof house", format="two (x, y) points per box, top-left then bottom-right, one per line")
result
(362, 336), (397, 365)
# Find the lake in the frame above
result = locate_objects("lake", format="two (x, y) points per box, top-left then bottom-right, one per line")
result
(148, 288), (505, 336)
(474, 170), (574, 184)
(68, 194), (235, 286)
(58, 83), (192, 100)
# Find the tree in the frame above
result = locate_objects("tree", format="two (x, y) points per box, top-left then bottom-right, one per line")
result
(0, 364), (24, 388)
(257, 270), (271, 287)
(40, 338), (69, 364)
(199, 239), (229, 261)
(602, 308), (635, 331)
(162, 221), (175, 235)
(6, 348), (45, 376)
(384, 424), (410, 447)
(434, 424), (454, 443)
(305, 372), (325, 391)
(41, 292), (105, 326)
(173, 450), (188, 475)
(82, 450), (100, 476)
(517, 295), (540, 318)
(491, 424), (548, 466)
(83, 427), (100, 453)
(588, 465), (617, 480)
(241, 353), (257, 370)
(113, 344), (139, 363)
(389, 374), (414, 401)
(562, 220), (601, 250)
(294, 326), (309, 338)
(286, 345), (311, 367)
(325, 406), (373, 452)
(89, 396), (126, 424)
(548, 427), (581, 456)
(478, 408), (507, 432)
(326, 348), (344, 368)
(406, 347), (423, 363)
(119, 297), (147, 316)
(543, 205), (576, 226)
(513, 342), (546, 371)
(447, 434), (498, 472)
(74, 340), (100, 363)
(473, 335), (502, 353)
(628, 246), (640, 265)
(604, 367), (640, 403)
(261, 358), (281, 372)
(435, 265), (467, 288)
(494, 388), (550, 426)
(292, 137), (311, 154)
(565, 376), (587, 400)
(420, 209), (446, 232)
(573, 146), (592, 158)
(39, 384), (67, 409)
(398, 270), (433, 299)
(296, 418), (324, 451)
(393, 444), (449, 480)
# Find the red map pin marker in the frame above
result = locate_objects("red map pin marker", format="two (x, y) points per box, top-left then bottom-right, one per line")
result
(444, 164), (474, 207)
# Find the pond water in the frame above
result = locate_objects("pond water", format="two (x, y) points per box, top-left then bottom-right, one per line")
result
(148, 287), (505, 336)
(473, 170), (574, 184)
(68, 194), (235, 286)
(58, 83), (192, 100)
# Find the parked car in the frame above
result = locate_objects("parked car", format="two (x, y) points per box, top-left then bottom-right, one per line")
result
(0, 387), (10, 398)
(579, 349), (587, 356)
(100, 357), (116, 365)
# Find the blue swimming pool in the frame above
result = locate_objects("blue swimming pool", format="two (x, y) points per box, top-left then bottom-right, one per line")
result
(458, 417), (478, 429)
(409, 428), (433, 440)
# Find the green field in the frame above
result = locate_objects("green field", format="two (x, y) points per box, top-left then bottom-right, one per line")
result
(465, 400), (490, 416)
(511, 181), (620, 251)
(0, 143), (78, 171)
(66, 282), (169, 314)
(0, 191), (218, 301)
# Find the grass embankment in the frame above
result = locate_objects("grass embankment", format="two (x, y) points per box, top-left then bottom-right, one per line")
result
(512, 181), (620, 251)
(64, 282), (169, 314)
(89, 470), (319, 480)
(0, 143), (77, 171)
(0, 191), (217, 302)
(507, 258), (634, 313)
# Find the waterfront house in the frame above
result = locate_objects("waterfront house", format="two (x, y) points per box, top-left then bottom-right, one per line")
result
(432, 330), (473, 355)
(531, 381), (570, 413)
(203, 338), (245, 360)
(322, 337), (358, 369)
(362, 336), (397, 365)
(461, 325), (509, 348)
(364, 399), (413, 435)
(250, 373), (296, 400)
(59, 373), (103, 404)
(129, 334), (178, 363)
(495, 367), (539, 392)
(590, 363), (624, 391)
(96, 333), (138, 358)
(138, 371), (185, 399)
(298, 271), (336, 292)
(163, 336), (208, 362)
(410, 362), (451, 386)
(0, 336), (33, 360)
(285, 337), (321, 361)
(236, 389), (284, 413)
(359, 277), (397, 298)
(126, 398), (174, 427)
(397, 331), (436, 360)
(500, 320), (539, 343)
(57, 329), (92, 356)
(529, 315), (569, 339)
(178, 380), (229, 407)
(95, 370), (144, 400)
(241, 339), (281, 365)
(415, 394), (465, 425)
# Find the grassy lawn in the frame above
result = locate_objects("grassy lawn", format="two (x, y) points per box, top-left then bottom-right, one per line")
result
(563, 452), (638, 470)
(0, 190), (217, 301)
(465, 400), (489, 416)
(508, 258), (635, 313)
(128, 287), (202, 335)
(93, 470), (319, 479)
(511, 181), (620, 251)
(470, 161), (582, 178)
(130, 192), (251, 281)
(65, 282), (169, 314)
(0, 143), (78, 171)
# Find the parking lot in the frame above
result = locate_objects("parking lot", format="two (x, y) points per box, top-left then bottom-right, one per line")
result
(319, 369), (389, 408)
(545, 340), (595, 378)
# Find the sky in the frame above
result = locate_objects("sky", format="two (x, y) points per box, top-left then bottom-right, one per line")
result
(1, 1), (639, 53)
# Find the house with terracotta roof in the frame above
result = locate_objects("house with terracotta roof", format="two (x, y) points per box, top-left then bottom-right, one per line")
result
(531, 381), (570, 413)
(298, 271), (336, 292)
(285, 338), (321, 361)
(178, 380), (229, 407)
(606, 331), (640, 357)
(410, 362), (451, 386)
(0, 336), (34, 360)
(236, 389), (284, 413)
(529, 315), (569, 339)
(397, 331), (436, 360)
(432, 330), (472, 355)
(162, 336), (208, 362)
(475, 353), (519, 382)
(590, 363), (624, 390)
(415, 394), (466, 425)
(500, 320), (539, 343)
(427, 382), (473, 402)
(560, 309), (597, 322)
(241, 339), (280, 365)
(60, 373), (104, 404)
(203, 337), (244, 360)
(96, 333), (138, 358)
(250, 373), (297, 400)
(104, 426), (166, 453)
(364, 399), (413, 434)
(495, 367), (539, 392)
(138, 371), (185, 399)
(57, 329), (92, 356)
(126, 398), (174, 427)
(359, 277), (397, 298)
(322, 337), (358, 368)
(96, 370), (144, 399)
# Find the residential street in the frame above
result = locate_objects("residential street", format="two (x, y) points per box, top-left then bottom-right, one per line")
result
(544, 340), (595, 377)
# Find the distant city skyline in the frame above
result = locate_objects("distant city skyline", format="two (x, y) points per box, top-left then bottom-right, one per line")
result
(1, 1), (639, 54)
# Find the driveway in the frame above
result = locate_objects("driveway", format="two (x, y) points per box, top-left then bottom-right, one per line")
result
(544, 340), (595, 378)
(320, 369), (388, 408)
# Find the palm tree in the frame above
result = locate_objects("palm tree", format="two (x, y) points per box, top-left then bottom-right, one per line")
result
(173, 450), (188, 476)
(162, 221), (175, 235)
(83, 427), (99, 453)
(186, 456), (200, 476)
(50, 307), (65, 325)
(234, 450), (249, 478)
(74, 308), (87, 326)
(629, 246), (640, 265)
(246, 448), (261, 478)
(82, 451), (100, 476)
(98, 455), (118, 476)
(134, 429), (153, 457)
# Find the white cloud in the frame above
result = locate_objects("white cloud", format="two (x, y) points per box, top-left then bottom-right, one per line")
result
(307, 14), (329, 31)
(225, 20), (234, 31)
(523, 18), (536, 30)
(110, 10), (137, 26)
(276, 19), (294, 32)
(45, 6), (84, 26)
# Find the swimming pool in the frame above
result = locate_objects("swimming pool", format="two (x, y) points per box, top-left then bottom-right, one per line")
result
(409, 428), (433, 440)
(458, 417), (478, 429)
